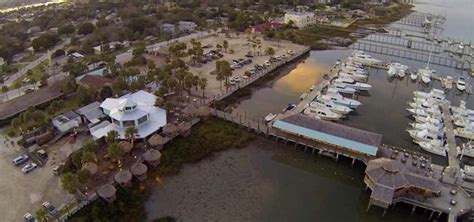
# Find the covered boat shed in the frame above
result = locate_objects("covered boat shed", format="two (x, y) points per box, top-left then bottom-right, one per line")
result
(272, 115), (382, 158)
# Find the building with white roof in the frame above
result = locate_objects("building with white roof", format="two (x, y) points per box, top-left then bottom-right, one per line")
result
(91, 90), (167, 140)
(284, 12), (317, 28)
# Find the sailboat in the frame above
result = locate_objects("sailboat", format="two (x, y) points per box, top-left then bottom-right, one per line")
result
(417, 49), (436, 84)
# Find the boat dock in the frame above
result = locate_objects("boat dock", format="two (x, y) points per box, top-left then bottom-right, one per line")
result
(440, 103), (460, 170)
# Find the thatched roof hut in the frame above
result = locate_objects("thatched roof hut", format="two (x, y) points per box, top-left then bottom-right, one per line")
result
(196, 106), (211, 120)
(143, 149), (162, 167)
(178, 121), (192, 137)
(97, 184), (117, 203)
(114, 169), (132, 187)
(82, 163), (98, 175)
(163, 123), (178, 137)
(148, 134), (166, 149)
(130, 162), (148, 181)
(118, 141), (133, 153)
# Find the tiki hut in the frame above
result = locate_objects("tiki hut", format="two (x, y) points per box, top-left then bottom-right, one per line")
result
(130, 162), (148, 181)
(183, 104), (197, 117)
(114, 169), (133, 187)
(148, 134), (166, 150)
(143, 149), (162, 167)
(196, 106), (211, 120)
(81, 163), (98, 175)
(178, 121), (192, 137)
(163, 123), (178, 137)
(118, 141), (133, 154)
(97, 184), (117, 203)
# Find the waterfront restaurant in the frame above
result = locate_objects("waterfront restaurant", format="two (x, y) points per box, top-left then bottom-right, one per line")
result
(91, 90), (166, 140)
(272, 114), (382, 159)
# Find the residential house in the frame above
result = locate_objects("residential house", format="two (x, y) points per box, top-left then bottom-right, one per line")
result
(52, 111), (82, 133)
(284, 12), (317, 28)
(78, 75), (113, 89)
(161, 23), (176, 35)
(178, 21), (197, 33)
(90, 90), (167, 140)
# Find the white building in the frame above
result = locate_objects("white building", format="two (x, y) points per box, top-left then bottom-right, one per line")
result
(284, 12), (317, 28)
(91, 90), (167, 140)
(52, 111), (82, 133)
(178, 21), (197, 33)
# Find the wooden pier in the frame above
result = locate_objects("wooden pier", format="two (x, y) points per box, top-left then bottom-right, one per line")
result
(440, 103), (460, 170)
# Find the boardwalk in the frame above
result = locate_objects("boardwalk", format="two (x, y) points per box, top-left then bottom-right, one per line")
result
(440, 103), (460, 170)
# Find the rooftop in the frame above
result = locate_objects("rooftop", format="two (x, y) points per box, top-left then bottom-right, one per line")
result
(273, 114), (382, 156)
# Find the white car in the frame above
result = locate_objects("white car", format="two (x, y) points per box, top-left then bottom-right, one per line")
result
(21, 163), (37, 174)
(287, 50), (294, 55)
(264, 60), (271, 66)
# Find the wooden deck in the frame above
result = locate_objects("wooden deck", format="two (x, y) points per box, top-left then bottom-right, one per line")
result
(440, 103), (460, 170)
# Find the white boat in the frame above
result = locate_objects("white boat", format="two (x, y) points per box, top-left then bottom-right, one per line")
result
(442, 76), (453, 89)
(414, 89), (445, 99)
(309, 100), (352, 115)
(418, 67), (435, 84)
(454, 127), (474, 140)
(463, 165), (474, 177)
(456, 77), (467, 91)
(418, 140), (447, 156)
(283, 104), (296, 112)
(461, 142), (474, 158)
(387, 62), (408, 78)
(387, 65), (397, 77)
(309, 85), (315, 91)
(303, 107), (342, 121)
(328, 83), (357, 94)
(413, 97), (442, 106)
(409, 122), (443, 134)
(414, 115), (442, 125)
(350, 51), (382, 65)
(410, 72), (418, 80)
(406, 107), (441, 117)
(265, 113), (276, 122)
(333, 78), (372, 91)
(317, 93), (361, 109)
(407, 129), (443, 144)
(341, 66), (367, 75)
(338, 71), (368, 82)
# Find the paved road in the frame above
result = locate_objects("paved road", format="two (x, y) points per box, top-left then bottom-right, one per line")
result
(4, 38), (71, 87)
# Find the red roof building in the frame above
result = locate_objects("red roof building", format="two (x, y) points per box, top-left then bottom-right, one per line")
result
(78, 75), (113, 88)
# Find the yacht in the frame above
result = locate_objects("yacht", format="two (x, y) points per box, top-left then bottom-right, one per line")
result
(461, 165), (474, 181)
(309, 100), (352, 115)
(265, 113), (276, 122)
(338, 71), (368, 82)
(414, 115), (442, 125)
(387, 62), (408, 78)
(456, 77), (467, 91)
(407, 129), (443, 144)
(406, 107), (441, 117)
(410, 71), (418, 81)
(442, 76), (453, 89)
(350, 51), (382, 65)
(303, 107), (342, 121)
(414, 89), (445, 98)
(333, 78), (372, 91)
(409, 122), (443, 134)
(317, 93), (361, 109)
(418, 67), (434, 84)
(418, 140), (447, 156)
(328, 83), (357, 94)
(454, 127), (474, 140)
(341, 66), (367, 75)
(461, 142), (474, 158)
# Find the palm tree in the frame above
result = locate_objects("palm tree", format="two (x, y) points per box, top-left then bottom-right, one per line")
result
(125, 127), (138, 146)
(105, 130), (119, 145)
(81, 151), (97, 163)
(36, 209), (47, 222)
(266, 47), (275, 57)
(223, 40), (229, 53)
(199, 77), (208, 98)
(107, 142), (125, 163)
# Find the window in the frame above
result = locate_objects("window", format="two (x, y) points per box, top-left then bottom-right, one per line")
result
(112, 118), (120, 126)
(137, 115), (148, 125)
(123, 120), (135, 127)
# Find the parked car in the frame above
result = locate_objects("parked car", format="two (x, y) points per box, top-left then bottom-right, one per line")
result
(23, 213), (36, 222)
(24, 88), (34, 94)
(287, 50), (294, 55)
(37, 149), (48, 160)
(264, 60), (271, 66)
(21, 163), (37, 174)
(42, 201), (58, 216)
(245, 53), (254, 58)
(12, 155), (29, 166)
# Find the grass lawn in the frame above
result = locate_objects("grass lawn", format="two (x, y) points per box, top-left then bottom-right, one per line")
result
(13, 60), (49, 87)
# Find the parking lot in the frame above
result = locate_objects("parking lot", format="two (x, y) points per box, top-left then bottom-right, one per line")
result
(186, 34), (308, 97)
(0, 130), (77, 221)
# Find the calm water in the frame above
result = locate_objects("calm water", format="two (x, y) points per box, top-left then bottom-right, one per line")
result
(146, 1), (473, 221)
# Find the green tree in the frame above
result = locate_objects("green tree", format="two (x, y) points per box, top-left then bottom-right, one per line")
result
(61, 172), (80, 193)
(105, 130), (119, 145)
(77, 169), (90, 183)
(82, 151), (97, 163)
(77, 22), (95, 35)
(58, 24), (75, 35)
(1, 85), (8, 99)
(125, 127), (138, 146)
(35, 208), (47, 222)
(265, 47), (275, 57)
(223, 40), (229, 53)
(155, 96), (164, 107)
(199, 77), (208, 98)
(107, 142), (125, 161)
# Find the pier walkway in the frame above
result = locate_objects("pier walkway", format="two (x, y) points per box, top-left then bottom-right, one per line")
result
(440, 103), (460, 170)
